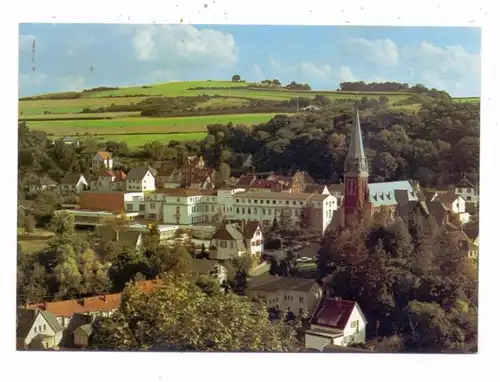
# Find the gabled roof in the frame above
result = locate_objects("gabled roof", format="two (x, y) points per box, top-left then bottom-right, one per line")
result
(426, 201), (448, 227)
(303, 184), (327, 194)
(155, 188), (217, 197)
(243, 221), (262, 240)
(328, 184), (345, 194)
(60, 172), (85, 185)
(247, 275), (320, 293)
(97, 226), (142, 248)
(236, 175), (256, 187)
(73, 323), (93, 336)
(455, 177), (475, 189)
(17, 309), (63, 339)
(463, 224), (479, 241)
(191, 259), (224, 275)
(433, 191), (460, 204)
(212, 224), (244, 241)
(127, 166), (153, 181)
(310, 297), (364, 330)
(95, 151), (112, 160)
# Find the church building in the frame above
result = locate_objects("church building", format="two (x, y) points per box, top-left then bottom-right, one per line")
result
(335, 109), (419, 227)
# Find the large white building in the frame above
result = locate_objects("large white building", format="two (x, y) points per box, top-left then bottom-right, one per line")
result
(144, 187), (338, 233)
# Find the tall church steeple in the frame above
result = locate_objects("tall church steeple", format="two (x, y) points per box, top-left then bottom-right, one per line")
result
(343, 108), (370, 223)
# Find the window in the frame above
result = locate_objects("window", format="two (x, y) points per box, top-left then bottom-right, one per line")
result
(34, 327), (37, 333)
(253, 208), (257, 214)
(272, 200), (276, 204)
(177, 198), (180, 202)
(254, 200), (258, 204)
(299, 297), (304, 304)
(262, 208), (266, 215)
(286, 201), (289, 205)
(467, 196), (472, 201)
(268, 209), (271, 214)
(467, 188), (472, 193)
(236, 208), (240, 214)
(266, 200), (270, 204)
(242, 208), (246, 214)
(292, 201), (296, 205)
(299, 308), (303, 316)
(260, 200), (264, 204)
(43, 324), (46, 331)
(149, 202), (155, 209)
(211, 205), (215, 212)
(251, 241), (256, 246)
(127, 203), (133, 211)
(230, 241), (234, 249)
(236, 199), (240, 203)
(351, 320), (358, 328)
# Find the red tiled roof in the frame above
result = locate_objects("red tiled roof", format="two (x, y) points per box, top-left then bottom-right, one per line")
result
(310, 297), (357, 330)
(79, 191), (126, 213)
(26, 281), (161, 318)
(236, 175), (256, 187)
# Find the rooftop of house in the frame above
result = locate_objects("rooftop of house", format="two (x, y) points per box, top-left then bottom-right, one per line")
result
(95, 151), (112, 160)
(455, 177), (475, 189)
(97, 226), (142, 247)
(309, 297), (363, 330)
(433, 191), (460, 204)
(246, 274), (320, 294)
(303, 184), (327, 194)
(328, 184), (345, 194)
(463, 224), (479, 241)
(191, 259), (224, 275)
(26, 280), (161, 318)
(60, 172), (85, 185)
(17, 309), (64, 338)
(155, 188), (217, 197)
(211, 224), (244, 242)
(235, 191), (330, 202)
(242, 220), (262, 240)
(127, 166), (153, 181)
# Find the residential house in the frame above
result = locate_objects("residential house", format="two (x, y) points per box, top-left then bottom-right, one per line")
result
(90, 169), (127, 192)
(158, 167), (182, 188)
(28, 175), (58, 193)
(246, 275), (323, 318)
(427, 191), (470, 225)
(96, 225), (144, 251)
(449, 230), (479, 259)
(92, 151), (113, 171)
(59, 172), (89, 194)
(305, 297), (368, 350)
(454, 177), (479, 212)
(191, 259), (228, 286)
(241, 221), (265, 260)
(126, 166), (156, 192)
(61, 136), (80, 147)
(209, 224), (247, 260)
(17, 309), (64, 350)
(463, 223), (479, 247)
(78, 191), (145, 214)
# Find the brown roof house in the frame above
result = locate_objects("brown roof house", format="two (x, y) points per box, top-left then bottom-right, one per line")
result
(59, 172), (89, 194)
(92, 151), (113, 171)
(209, 223), (247, 260)
(96, 225), (144, 251)
(305, 296), (368, 351)
(245, 275), (322, 319)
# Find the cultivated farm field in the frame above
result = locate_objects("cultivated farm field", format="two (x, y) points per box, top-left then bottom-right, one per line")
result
(28, 113), (281, 136)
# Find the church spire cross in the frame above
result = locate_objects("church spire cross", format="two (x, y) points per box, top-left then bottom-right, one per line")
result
(344, 108), (369, 176)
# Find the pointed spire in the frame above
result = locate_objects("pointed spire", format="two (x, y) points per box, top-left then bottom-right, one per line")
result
(344, 108), (369, 175)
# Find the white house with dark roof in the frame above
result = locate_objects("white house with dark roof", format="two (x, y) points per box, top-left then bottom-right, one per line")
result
(454, 177), (479, 210)
(17, 309), (64, 350)
(246, 275), (322, 318)
(126, 166), (156, 192)
(209, 223), (247, 260)
(59, 172), (88, 194)
(241, 221), (265, 259)
(305, 297), (368, 350)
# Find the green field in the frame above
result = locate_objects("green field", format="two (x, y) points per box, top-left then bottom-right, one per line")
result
(28, 113), (282, 136)
(19, 80), (480, 148)
(95, 132), (208, 147)
(19, 96), (149, 115)
(21, 111), (141, 120)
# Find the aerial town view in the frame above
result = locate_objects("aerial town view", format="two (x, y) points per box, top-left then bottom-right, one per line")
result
(16, 24), (479, 353)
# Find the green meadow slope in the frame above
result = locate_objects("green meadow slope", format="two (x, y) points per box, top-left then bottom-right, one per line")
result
(18, 80), (480, 148)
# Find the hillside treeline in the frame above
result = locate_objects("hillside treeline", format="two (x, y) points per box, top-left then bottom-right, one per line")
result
(199, 99), (479, 188)
(339, 81), (451, 97)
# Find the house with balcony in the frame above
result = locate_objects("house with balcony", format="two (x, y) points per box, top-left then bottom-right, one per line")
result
(305, 297), (368, 351)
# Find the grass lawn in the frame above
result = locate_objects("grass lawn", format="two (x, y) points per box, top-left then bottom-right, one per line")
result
(17, 228), (54, 253)
(453, 97), (480, 103)
(18, 96), (149, 115)
(95, 132), (207, 147)
(295, 262), (318, 279)
(20, 111), (141, 120)
(26, 113), (281, 135)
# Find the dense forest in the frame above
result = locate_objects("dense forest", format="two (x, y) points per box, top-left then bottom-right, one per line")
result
(200, 99), (479, 187)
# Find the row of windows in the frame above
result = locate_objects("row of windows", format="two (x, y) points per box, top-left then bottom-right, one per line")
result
(33, 324), (47, 333)
(236, 198), (305, 206)
(235, 207), (302, 216)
